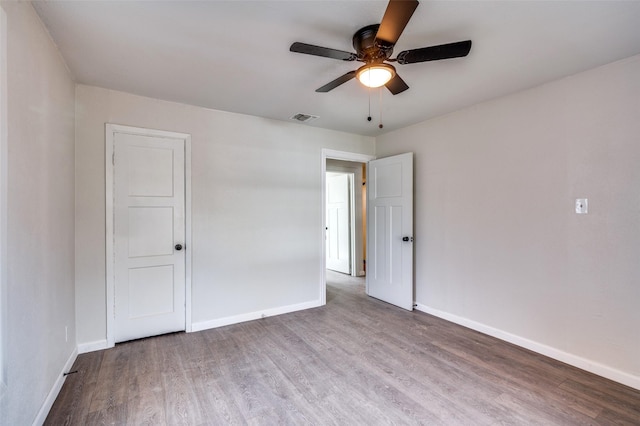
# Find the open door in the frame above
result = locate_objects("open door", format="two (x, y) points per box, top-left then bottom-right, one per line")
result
(366, 153), (413, 310)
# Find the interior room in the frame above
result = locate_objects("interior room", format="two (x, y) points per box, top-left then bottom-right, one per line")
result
(1, 1), (639, 424)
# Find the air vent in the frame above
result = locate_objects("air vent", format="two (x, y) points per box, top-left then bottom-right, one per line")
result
(290, 113), (319, 123)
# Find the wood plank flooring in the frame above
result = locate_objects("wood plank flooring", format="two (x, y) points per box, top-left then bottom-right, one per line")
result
(46, 271), (640, 425)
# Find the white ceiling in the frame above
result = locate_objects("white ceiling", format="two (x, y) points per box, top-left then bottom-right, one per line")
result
(32, 1), (640, 137)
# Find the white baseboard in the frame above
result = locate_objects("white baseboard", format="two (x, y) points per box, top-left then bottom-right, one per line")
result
(32, 347), (78, 426)
(415, 303), (640, 391)
(77, 339), (109, 354)
(192, 299), (322, 332)
(77, 299), (323, 351)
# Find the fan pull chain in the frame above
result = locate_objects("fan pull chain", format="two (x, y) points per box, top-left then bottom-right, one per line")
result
(378, 88), (384, 129)
(367, 86), (372, 122)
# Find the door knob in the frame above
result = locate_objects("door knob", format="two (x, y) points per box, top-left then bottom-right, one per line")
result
(402, 237), (414, 242)
(175, 244), (183, 251)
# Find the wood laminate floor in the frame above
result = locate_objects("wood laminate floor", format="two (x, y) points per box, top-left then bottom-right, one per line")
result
(46, 271), (640, 425)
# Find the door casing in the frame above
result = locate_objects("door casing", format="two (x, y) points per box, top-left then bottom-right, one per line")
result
(105, 124), (192, 348)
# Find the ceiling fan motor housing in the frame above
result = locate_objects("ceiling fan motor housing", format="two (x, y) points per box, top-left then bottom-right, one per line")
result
(352, 24), (394, 63)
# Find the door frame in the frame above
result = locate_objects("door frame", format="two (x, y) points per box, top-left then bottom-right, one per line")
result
(105, 124), (192, 348)
(320, 149), (375, 305)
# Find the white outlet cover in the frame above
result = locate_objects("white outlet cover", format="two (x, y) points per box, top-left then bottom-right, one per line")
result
(575, 198), (588, 214)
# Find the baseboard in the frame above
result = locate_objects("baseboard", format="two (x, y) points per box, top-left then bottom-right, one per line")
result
(32, 346), (78, 426)
(78, 299), (323, 350)
(192, 299), (322, 332)
(414, 303), (640, 391)
(77, 339), (109, 354)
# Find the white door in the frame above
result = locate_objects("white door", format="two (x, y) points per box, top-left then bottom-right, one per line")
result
(326, 173), (351, 274)
(366, 153), (414, 310)
(113, 131), (186, 342)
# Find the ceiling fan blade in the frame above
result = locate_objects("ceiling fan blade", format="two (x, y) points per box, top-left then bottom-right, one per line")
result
(316, 71), (357, 92)
(385, 74), (409, 95)
(396, 40), (472, 65)
(290, 42), (357, 61)
(375, 0), (419, 46)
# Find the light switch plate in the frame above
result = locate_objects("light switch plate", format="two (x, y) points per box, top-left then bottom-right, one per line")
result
(575, 198), (588, 214)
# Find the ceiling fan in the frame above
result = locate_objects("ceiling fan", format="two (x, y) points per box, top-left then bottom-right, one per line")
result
(289, 0), (472, 95)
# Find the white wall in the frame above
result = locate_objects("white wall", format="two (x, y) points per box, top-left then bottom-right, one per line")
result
(0, 2), (76, 424)
(75, 85), (375, 346)
(376, 55), (640, 388)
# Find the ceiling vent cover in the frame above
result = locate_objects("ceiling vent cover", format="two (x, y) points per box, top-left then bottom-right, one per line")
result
(290, 113), (319, 123)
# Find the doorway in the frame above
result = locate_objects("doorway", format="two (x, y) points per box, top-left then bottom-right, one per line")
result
(321, 150), (414, 311)
(320, 150), (375, 305)
(326, 162), (366, 277)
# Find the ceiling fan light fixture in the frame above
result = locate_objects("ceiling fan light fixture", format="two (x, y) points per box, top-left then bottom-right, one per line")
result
(357, 63), (395, 88)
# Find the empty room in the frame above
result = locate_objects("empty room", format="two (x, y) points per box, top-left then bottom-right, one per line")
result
(1, 0), (639, 424)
